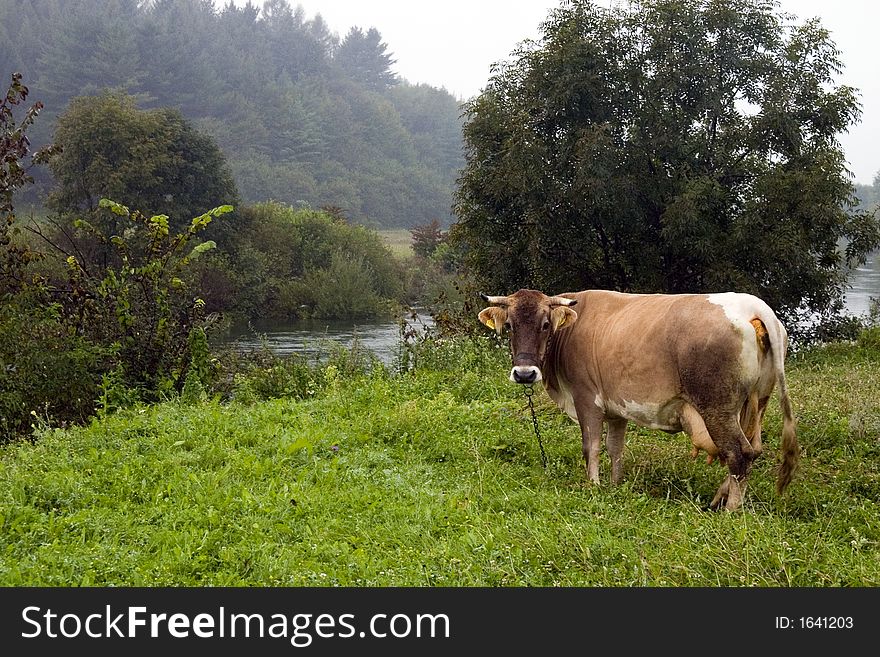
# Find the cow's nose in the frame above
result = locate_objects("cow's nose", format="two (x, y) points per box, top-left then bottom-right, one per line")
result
(510, 366), (542, 384)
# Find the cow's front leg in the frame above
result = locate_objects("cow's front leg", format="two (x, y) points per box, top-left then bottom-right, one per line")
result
(578, 407), (605, 484)
(710, 474), (747, 511)
(606, 418), (628, 485)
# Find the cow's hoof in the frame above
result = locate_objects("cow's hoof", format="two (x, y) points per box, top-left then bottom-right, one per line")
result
(710, 475), (745, 511)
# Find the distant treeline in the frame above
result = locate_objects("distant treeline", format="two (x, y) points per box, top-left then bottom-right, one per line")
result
(0, 0), (464, 228)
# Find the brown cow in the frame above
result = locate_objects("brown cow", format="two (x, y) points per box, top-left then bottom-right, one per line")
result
(478, 289), (798, 511)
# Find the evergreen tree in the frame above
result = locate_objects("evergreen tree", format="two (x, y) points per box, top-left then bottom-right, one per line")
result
(335, 26), (398, 91)
(36, 0), (143, 112)
(0, 0), (464, 227)
(137, 0), (222, 115)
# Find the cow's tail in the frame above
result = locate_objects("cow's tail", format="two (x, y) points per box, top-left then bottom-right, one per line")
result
(768, 318), (799, 495)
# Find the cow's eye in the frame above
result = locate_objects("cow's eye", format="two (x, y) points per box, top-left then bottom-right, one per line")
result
(542, 320), (551, 331)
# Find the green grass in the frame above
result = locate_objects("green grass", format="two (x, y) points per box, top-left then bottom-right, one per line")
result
(1, 336), (878, 586)
(377, 229), (414, 258)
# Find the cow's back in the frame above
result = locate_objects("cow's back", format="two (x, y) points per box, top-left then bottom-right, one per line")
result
(549, 290), (776, 420)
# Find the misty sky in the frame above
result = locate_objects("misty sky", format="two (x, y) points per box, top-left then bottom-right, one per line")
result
(233, 0), (879, 185)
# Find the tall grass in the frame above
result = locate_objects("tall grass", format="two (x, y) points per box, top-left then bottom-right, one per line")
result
(0, 333), (878, 586)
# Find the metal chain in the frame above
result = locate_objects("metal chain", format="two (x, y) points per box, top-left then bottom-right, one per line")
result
(524, 384), (547, 469)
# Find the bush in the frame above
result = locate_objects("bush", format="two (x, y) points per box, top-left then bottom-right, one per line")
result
(2, 199), (233, 440)
(0, 290), (109, 440)
(410, 219), (445, 258)
(203, 201), (406, 321)
(298, 252), (389, 319)
(231, 358), (320, 404)
(0, 73), (107, 441)
(0, 73), (239, 439)
(57, 200), (232, 400)
(857, 326), (880, 353)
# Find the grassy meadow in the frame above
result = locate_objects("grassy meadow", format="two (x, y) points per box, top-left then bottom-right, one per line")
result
(1, 333), (878, 586)
(377, 229), (415, 258)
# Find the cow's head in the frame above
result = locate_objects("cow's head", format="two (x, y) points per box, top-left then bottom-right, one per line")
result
(478, 289), (578, 384)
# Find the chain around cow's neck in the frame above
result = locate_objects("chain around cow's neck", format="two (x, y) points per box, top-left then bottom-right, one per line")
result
(524, 384), (547, 469)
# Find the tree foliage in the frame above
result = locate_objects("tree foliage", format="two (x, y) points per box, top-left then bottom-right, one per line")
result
(0, 72), (97, 440)
(1, 73), (229, 440)
(411, 219), (446, 259)
(192, 201), (406, 321)
(47, 91), (239, 233)
(451, 0), (880, 328)
(0, 72), (52, 293)
(0, 0), (463, 228)
(336, 26), (399, 92)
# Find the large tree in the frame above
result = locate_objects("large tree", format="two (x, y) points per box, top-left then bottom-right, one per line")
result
(451, 0), (880, 329)
(42, 91), (239, 273)
(48, 91), (238, 227)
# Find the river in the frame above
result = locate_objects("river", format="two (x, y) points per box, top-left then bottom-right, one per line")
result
(844, 250), (880, 317)
(218, 311), (436, 367)
(219, 253), (880, 363)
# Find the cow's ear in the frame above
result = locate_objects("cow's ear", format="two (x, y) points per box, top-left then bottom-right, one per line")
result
(551, 306), (578, 331)
(479, 307), (507, 335)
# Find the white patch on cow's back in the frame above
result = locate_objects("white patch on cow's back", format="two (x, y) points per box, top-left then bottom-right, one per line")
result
(706, 292), (764, 385)
(706, 292), (762, 323)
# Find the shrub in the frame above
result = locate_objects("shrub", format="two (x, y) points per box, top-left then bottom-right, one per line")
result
(410, 219), (445, 258)
(212, 335), (381, 405)
(298, 252), (389, 319)
(858, 326), (880, 354)
(210, 202), (406, 320)
(0, 73), (105, 441)
(0, 290), (109, 440)
(57, 200), (232, 400)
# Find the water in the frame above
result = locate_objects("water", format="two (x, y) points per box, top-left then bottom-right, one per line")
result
(844, 250), (880, 317)
(218, 311), (435, 367)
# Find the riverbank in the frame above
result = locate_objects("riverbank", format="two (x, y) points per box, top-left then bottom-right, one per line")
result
(1, 332), (878, 586)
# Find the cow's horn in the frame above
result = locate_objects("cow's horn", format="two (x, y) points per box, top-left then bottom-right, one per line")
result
(480, 293), (510, 306)
(548, 296), (577, 307)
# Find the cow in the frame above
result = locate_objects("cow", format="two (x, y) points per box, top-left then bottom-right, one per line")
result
(478, 289), (799, 511)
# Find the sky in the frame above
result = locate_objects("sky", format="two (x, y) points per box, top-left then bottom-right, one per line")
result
(235, 0), (879, 185)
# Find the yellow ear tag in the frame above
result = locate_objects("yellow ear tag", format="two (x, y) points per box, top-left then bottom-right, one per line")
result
(555, 315), (566, 329)
(485, 318), (495, 330)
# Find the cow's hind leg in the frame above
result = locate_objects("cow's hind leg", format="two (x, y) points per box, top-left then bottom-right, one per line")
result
(606, 418), (628, 485)
(739, 392), (768, 456)
(705, 414), (758, 511)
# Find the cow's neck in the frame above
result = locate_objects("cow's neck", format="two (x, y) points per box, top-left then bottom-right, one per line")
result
(542, 329), (566, 398)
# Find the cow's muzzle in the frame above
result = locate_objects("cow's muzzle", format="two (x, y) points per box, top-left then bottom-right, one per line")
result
(510, 365), (542, 384)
